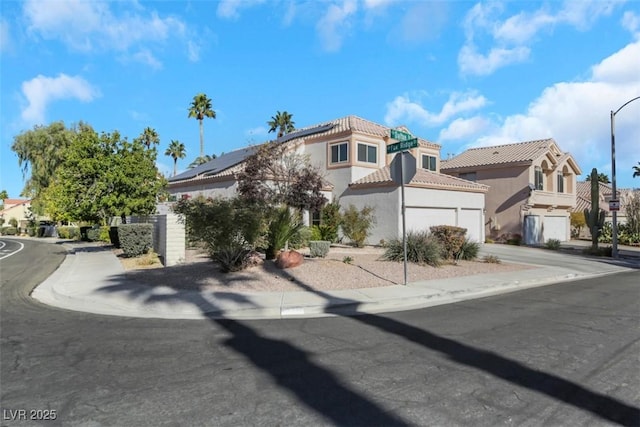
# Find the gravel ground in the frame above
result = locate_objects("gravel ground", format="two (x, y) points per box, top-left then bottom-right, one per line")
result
(120, 246), (532, 293)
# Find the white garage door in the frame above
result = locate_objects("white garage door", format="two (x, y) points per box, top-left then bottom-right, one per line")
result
(405, 208), (456, 233)
(543, 216), (568, 242)
(458, 209), (483, 242)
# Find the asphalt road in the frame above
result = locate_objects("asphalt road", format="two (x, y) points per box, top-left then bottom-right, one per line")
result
(1, 239), (639, 426)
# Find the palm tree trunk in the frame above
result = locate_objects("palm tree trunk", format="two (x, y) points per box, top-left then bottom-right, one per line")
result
(199, 119), (204, 158)
(173, 159), (177, 177)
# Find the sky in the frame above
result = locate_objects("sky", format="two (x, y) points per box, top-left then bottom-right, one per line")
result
(1, 0), (639, 200)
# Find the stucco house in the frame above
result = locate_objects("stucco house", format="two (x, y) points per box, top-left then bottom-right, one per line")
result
(168, 115), (488, 244)
(573, 181), (637, 238)
(0, 199), (32, 230)
(441, 139), (581, 244)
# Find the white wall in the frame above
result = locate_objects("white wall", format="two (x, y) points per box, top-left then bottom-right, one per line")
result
(169, 180), (238, 200)
(341, 186), (400, 245)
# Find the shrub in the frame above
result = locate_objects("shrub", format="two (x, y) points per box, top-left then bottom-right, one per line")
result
(309, 225), (322, 241)
(288, 226), (311, 250)
(1, 227), (17, 236)
(109, 226), (120, 248)
(483, 255), (501, 264)
(86, 227), (101, 242)
(173, 196), (267, 272)
(80, 226), (92, 241)
(8, 217), (18, 228)
(342, 256), (353, 264)
(118, 223), (154, 257)
(319, 198), (342, 243)
(456, 239), (480, 260)
(383, 230), (442, 267)
(309, 241), (331, 258)
(266, 206), (303, 259)
(430, 225), (467, 260)
(57, 226), (80, 240)
(507, 234), (522, 245)
(27, 226), (37, 237)
(341, 204), (375, 248)
(544, 239), (561, 250)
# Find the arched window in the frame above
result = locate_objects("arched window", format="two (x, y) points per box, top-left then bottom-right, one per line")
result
(557, 170), (564, 193)
(535, 166), (544, 190)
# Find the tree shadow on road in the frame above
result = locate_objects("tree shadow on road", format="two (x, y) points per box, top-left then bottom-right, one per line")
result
(100, 266), (640, 426)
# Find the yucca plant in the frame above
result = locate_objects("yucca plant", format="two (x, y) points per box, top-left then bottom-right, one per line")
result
(383, 230), (442, 267)
(266, 206), (303, 260)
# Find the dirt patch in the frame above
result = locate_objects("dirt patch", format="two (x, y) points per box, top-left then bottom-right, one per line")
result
(118, 247), (533, 293)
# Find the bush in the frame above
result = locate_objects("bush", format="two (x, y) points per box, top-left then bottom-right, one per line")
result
(430, 225), (467, 260)
(309, 241), (331, 258)
(456, 239), (480, 260)
(8, 217), (18, 228)
(118, 223), (154, 257)
(57, 226), (80, 240)
(288, 226), (311, 250)
(173, 196), (267, 272)
(319, 198), (341, 243)
(266, 206), (303, 260)
(27, 226), (37, 237)
(341, 204), (375, 248)
(383, 230), (442, 267)
(309, 225), (322, 241)
(86, 227), (101, 242)
(109, 226), (120, 248)
(483, 255), (501, 264)
(544, 238), (561, 250)
(1, 227), (17, 236)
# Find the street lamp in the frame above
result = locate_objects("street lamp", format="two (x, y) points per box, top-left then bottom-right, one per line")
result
(610, 95), (640, 259)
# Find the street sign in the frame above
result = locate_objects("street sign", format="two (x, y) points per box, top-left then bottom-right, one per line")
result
(609, 199), (620, 211)
(390, 129), (413, 141)
(390, 152), (417, 185)
(387, 138), (418, 154)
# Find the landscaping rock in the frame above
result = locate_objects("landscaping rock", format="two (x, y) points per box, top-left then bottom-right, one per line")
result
(275, 250), (303, 269)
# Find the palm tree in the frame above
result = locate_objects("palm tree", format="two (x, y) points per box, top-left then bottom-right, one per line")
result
(139, 127), (160, 149)
(633, 162), (640, 178)
(585, 172), (610, 184)
(188, 93), (216, 158)
(165, 140), (186, 177)
(188, 154), (217, 169)
(267, 111), (295, 138)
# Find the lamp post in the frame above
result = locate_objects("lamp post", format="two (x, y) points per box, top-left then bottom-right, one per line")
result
(610, 95), (640, 259)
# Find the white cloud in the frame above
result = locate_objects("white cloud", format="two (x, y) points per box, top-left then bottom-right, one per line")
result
(217, 0), (267, 19)
(459, 0), (623, 76)
(439, 116), (490, 141)
(622, 11), (640, 38)
(21, 74), (100, 125)
(467, 40), (640, 183)
(22, 0), (192, 66)
(385, 91), (488, 127)
(131, 49), (162, 70)
(1, 18), (13, 53)
(316, 0), (358, 52)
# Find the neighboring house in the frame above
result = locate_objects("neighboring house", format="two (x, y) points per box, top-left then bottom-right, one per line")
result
(0, 199), (32, 229)
(168, 115), (488, 244)
(441, 139), (581, 244)
(573, 181), (637, 238)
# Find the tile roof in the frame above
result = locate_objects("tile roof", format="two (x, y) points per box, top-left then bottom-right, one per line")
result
(349, 166), (488, 192)
(441, 138), (558, 170)
(169, 115), (440, 185)
(573, 181), (637, 212)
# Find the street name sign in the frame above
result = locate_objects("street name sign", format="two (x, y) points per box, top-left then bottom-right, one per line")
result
(390, 129), (413, 141)
(387, 138), (418, 154)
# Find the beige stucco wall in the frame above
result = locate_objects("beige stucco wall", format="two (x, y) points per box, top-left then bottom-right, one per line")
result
(169, 179), (238, 200)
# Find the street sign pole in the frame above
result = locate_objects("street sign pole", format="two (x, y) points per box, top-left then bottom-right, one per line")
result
(400, 153), (407, 286)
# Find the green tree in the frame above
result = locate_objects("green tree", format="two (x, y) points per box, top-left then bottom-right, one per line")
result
(0, 190), (7, 210)
(340, 204), (376, 248)
(267, 111), (295, 138)
(188, 93), (216, 158)
(165, 140), (186, 176)
(45, 124), (165, 224)
(585, 172), (610, 183)
(138, 127), (160, 149)
(633, 162), (640, 178)
(188, 153), (216, 169)
(11, 121), (76, 213)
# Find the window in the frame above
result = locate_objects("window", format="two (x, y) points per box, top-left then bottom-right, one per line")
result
(459, 172), (477, 182)
(357, 143), (377, 164)
(311, 210), (321, 227)
(330, 142), (348, 164)
(557, 171), (564, 193)
(534, 166), (544, 190)
(421, 154), (437, 171)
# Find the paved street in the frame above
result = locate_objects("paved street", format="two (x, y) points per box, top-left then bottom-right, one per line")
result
(1, 240), (639, 426)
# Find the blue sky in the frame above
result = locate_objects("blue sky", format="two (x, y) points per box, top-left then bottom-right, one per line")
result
(1, 0), (639, 200)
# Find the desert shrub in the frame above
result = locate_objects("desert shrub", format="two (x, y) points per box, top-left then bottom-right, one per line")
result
(309, 226), (322, 241)
(544, 238), (561, 250)
(266, 206), (303, 260)
(57, 226), (80, 240)
(8, 217), (18, 228)
(319, 198), (342, 243)
(341, 204), (375, 248)
(430, 225), (467, 260)
(483, 255), (501, 264)
(383, 230), (442, 267)
(598, 222), (613, 243)
(288, 226), (311, 250)
(309, 241), (331, 258)
(1, 227), (17, 236)
(118, 223), (154, 257)
(173, 196), (267, 271)
(456, 239), (480, 260)
(570, 211), (586, 238)
(342, 256), (353, 264)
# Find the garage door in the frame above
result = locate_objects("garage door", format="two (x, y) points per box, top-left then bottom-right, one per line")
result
(405, 208), (456, 233)
(543, 216), (568, 242)
(458, 209), (483, 242)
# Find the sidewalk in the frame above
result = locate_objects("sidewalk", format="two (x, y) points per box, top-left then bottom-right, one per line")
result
(30, 240), (640, 320)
